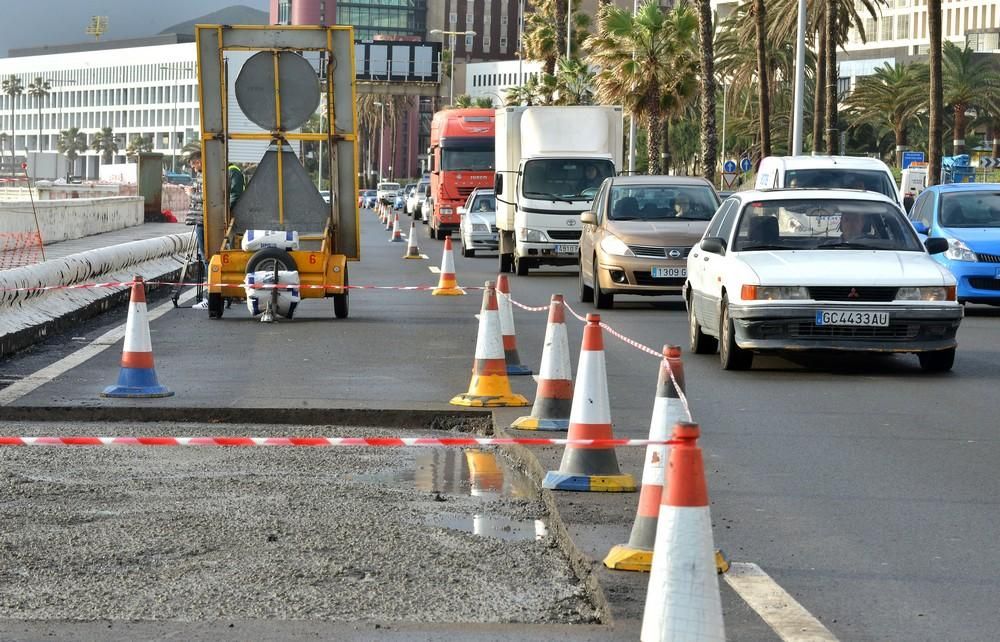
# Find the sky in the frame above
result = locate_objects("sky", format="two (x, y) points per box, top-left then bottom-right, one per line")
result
(0, 0), (270, 54)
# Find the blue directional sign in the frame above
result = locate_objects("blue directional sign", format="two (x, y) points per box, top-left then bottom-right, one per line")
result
(740, 157), (753, 173)
(901, 151), (925, 169)
(723, 159), (737, 173)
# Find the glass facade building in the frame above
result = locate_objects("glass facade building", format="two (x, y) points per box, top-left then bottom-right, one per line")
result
(337, 1), (427, 41)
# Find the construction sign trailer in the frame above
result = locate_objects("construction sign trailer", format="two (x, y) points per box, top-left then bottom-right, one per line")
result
(195, 25), (359, 320)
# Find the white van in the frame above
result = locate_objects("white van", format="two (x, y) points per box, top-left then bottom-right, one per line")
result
(755, 156), (902, 207)
(376, 181), (401, 203)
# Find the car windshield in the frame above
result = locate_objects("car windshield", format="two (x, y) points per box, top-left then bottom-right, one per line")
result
(732, 198), (924, 252)
(441, 149), (494, 171)
(784, 169), (898, 202)
(939, 191), (1000, 227)
(364, 190), (376, 196)
(378, 183), (400, 192)
(608, 184), (719, 221)
(522, 159), (615, 201)
(469, 193), (496, 213)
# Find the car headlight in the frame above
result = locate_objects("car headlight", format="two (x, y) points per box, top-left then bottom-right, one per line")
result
(740, 285), (810, 300)
(517, 228), (546, 243)
(440, 207), (453, 215)
(472, 223), (490, 232)
(896, 286), (956, 301)
(600, 235), (635, 257)
(944, 239), (978, 262)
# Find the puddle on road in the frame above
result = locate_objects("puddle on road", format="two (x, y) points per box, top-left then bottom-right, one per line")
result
(352, 448), (546, 542)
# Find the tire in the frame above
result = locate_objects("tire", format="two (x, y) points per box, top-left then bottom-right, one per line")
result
(918, 347), (955, 372)
(579, 260), (594, 303)
(593, 263), (613, 309)
(499, 252), (513, 274)
(333, 266), (349, 319)
(515, 254), (530, 276)
(246, 247), (297, 274)
(719, 298), (753, 370)
(207, 292), (224, 319)
(462, 244), (475, 258)
(688, 299), (717, 354)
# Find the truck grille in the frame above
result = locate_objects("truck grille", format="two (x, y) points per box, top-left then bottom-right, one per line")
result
(790, 323), (919, 340)
(807, 286), (898, 302)
(548, 229), (582, 240)
(975, 252), (1000, 263)
(457, 187), (477, 198)
(628, 245), (692, 259)
(968, 277), (1000, 291)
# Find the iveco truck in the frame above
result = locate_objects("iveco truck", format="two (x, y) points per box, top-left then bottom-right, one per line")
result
(494, 105), (623, 275)
(427, 108), (495, 240)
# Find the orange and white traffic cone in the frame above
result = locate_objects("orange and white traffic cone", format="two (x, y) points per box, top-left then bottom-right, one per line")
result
(542, 314), (635, 492)
(512, 294), (573, 431)
(403, 220), (423, 259)
(450, 282), (529, 407)
(432, 235), (464, 296)
(605, 345), (687, 571)
(384, 205), (394, 231)
(102, 276), (173, 398)
(495, 274), (531, 376)
(389, 213), (405, 242)
(640, 422), (724, 642)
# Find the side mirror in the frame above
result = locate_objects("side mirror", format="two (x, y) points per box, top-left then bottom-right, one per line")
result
(494, 173), (504, 195)
(700, 237), (727, 255)
(581, 211), (598, 226)
(457, 207), (466, 216)
(924, 237), (949, 255)
(912, 221), (929, 235)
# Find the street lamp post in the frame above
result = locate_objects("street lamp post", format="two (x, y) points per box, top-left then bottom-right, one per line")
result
(791, 0), (807, 156)
(627, 0), (638, 175)
(430, 29), (477, 106)
(374, 101), (385, 182)
(159, 64), (193, 173)
(567, 0), (572, 58)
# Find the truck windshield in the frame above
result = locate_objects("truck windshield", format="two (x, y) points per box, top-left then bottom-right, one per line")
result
(522, 159), (615, 201)
(784, 169), (898, 202)
(441, 150), (495, 171)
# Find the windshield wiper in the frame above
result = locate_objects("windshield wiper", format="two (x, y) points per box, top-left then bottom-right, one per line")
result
(739, 244), (789, 251)
(524, 191), (574, 204)
(817, 241), (877, 249)
(611, 216), (638, 221)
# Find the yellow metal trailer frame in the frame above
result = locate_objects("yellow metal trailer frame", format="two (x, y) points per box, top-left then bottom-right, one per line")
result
(194, 25), (359, 312)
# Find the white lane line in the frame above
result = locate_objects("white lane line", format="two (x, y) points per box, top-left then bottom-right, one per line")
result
(428, 266), (441, 274)
(0, 289), (195, 406)
(419, 254), (429, 260)
(532, 374), (539, 382)
(474, 313), (481, 320)
(724, 562), (838, 641)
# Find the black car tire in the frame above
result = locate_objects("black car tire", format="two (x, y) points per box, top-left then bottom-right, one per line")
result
(333, 265), (349, 319)
(688, 301), (718, 354)
(917, 347), (955, 372)
(719, 298), (753, 370)
(593, 263), (613, 309)
(515, 254), (530, 276)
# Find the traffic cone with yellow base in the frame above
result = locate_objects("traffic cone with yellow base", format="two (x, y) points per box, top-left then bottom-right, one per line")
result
(102, 276), (173, 398)
(432, 235), (464, 296)
(542, 314), (635, 492)
(604, 345), (687, 571)
(512, 294), (572, 431)
(495, 274), (531, 375)
(640, 422), (724, 642)
(450, 282), (529, 407)
(403, 220), (423, 258)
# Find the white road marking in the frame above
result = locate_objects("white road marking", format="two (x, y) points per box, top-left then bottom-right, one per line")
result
(419, 254), (429, 260)
(428, 266), (441, 274)
(532, 374), (539, 382)
(724, 562), (838, 641)
(0, 289), (195, 406)
(474, 314), (480, 320)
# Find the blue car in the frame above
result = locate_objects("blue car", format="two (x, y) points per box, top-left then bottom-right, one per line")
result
(908, 183), (1000, 304)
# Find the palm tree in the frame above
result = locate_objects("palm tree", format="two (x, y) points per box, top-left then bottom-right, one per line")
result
(928, 0), (942, 185)
(91, 127), (120, 164)
(942, 42), (1000, 156)
(452, 94), (474, 108)
(57, 127), (87, 180)
(27, 77), (51, 153)
(844, 62), (928, 166)
(752, 0), (772, 161)
(2, 75), (24, 175)
(695, 0), (717, 184)
(126, 134), (152, 161)
(472, 96), (495, 108)
(504, 75), (547, 106)
(825, 0), (838, 154)
(552, 56), (594, 106)
(586, 1), (699, 174)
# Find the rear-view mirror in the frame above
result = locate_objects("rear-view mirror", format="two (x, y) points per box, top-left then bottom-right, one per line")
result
(700, 237), (726, 255)
(581, 211), (597, 226)
(494, 173), (504, 195)
(924, 237), (948, 255)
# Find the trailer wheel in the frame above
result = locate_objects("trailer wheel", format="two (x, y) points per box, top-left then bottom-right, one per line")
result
(207, 293), (224, 319)
(333, 266), (349, 319)
(246, 247), (297, 274)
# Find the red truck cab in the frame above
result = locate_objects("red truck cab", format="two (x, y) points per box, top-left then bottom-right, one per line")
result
(428, 108), (495, 240)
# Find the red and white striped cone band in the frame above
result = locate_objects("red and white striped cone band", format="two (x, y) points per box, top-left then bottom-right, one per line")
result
(521, 295), (573, 422)
(433, 236), (462, 294)
(121, 279), (153, 369)
(390, 214), (404, 242)
(385, 210), (394, 230)
(495, 275), (530, 375)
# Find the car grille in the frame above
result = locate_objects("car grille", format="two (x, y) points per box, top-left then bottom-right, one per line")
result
(968, 277), (1000, 291)
(633, 273), (687, 287)
(628, 245), (692, 259)
(807, 286), (899, 302)
(548, 229), (582, 240)
(490, 225), (498, 233)
(975, 252), (1000, 263)
(789, 323), (920, 340)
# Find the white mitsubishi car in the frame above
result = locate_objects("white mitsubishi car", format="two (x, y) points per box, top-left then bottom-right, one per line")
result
(684, 189), (963, 371)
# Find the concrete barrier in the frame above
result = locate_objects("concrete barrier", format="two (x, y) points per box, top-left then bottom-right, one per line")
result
(1, 234), (187, 357)
(0, 197), (144, 245)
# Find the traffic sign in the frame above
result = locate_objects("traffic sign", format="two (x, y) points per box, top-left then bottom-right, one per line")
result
(901, 151), (925, 169)
(723, 159), (737, 173)
(721, 172), (738, 190)
(740, 157), (753, 173)
(980, 157), (1000, 169)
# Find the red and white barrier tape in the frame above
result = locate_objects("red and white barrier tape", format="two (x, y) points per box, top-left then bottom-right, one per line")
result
(0, 436), (680, 448)
(0, 281), (491, 294)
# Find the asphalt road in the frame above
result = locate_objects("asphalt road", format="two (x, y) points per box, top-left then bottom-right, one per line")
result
(3, 205), (999, 640)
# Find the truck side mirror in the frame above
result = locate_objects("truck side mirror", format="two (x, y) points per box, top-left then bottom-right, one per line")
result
(494, 173), (503, 195)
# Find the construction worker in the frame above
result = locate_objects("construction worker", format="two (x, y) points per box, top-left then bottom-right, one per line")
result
(228, 162), (245, 209)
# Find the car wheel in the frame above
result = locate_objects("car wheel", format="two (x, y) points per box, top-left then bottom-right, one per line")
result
(333, 266), (349, 319)
(463, 245), (475, 258)
(593, 263), (613, 309)
(246, 247), (297, 274)
(207, 292), (224, 319)
(688, 300), (718, 354)
(579, 260), (594, 303)
(719, 297), (752, 370)
(917, 347), (955, 372)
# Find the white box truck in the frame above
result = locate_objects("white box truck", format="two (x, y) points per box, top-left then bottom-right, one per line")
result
(494, 105), (623, 275)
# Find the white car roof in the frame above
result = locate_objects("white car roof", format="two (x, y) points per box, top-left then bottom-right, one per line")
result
(763, 155), (891, 171)
(733, 188), (900, 207)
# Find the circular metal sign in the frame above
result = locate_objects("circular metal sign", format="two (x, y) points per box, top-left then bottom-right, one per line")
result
(235, 51), (320, 131)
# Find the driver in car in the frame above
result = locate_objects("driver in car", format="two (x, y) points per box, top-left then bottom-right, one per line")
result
(577, 165), (601, 193)
(839, 211), (873, 241)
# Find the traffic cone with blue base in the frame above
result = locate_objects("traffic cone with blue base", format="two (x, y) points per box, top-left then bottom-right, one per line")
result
(496, 275), (531, 376)
(605, 345), (687, 571)
(640, 422), (724, 642)
(432, 235), (464, 296)
(512, 294), (572, 431)
(542, 314), (635, 492)
(450, 282), (529, 407)
(102, 276), (173, 398)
